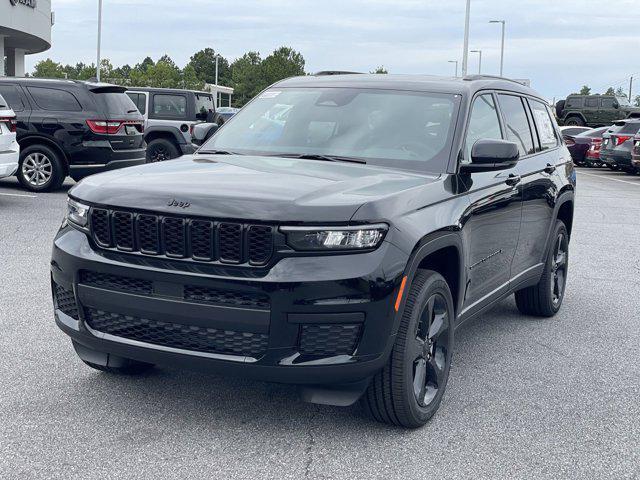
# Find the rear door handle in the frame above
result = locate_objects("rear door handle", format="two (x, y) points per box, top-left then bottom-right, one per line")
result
(505, 174), (521, 186)
(544, 163), (556, 174)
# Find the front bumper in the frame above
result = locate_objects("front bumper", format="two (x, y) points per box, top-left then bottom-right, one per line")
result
(51, 227), (408, 385)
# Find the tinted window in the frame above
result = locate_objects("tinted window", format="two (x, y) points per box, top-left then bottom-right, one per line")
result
(127, 92), (147, 115)
(464, 94), (502, 160)
(152, 94), (187, 118)
(27, 87), (82, 111)
(204, 87), (458, 173)
(529, 100), (558, 150)
(0, 84), (25, 112)
(94, 92), (138, 115)
(498, 94), (535, 156)
(566, 97), (583, 108)
(585, 98), (598, 107)
(601, 97), (616, 108)
(194, 93), (214, 120)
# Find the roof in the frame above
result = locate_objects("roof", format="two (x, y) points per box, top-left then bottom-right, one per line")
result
(274, 73), (542, 99)
(126, 86), (212, 95)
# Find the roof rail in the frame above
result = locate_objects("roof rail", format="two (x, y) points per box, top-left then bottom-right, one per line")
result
(462, 74), (527, 86)
(314, 71), (363, 76)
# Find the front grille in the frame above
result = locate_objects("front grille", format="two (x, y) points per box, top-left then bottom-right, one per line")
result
(184, 285), (270, 310)
(54, 283), (79, 319)
(84, 308), (268, 357)
(89, 208), (274, 265)
(80, 271), (153, 295)
(298, 324), (362, 357)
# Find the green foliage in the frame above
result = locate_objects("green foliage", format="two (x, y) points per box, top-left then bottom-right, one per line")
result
(579, 85), (591, 95)
(30, 45), (307, 106)
(604, 87), (615, 95)
(371, 66), (388, 74)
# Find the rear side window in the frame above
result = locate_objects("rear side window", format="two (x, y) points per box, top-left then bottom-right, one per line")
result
(126, 92), (147, 115)
(585, 98), (598, 107)
(529, 100), (559, 150)
(566, 97), (583, 109)
(93, 92), (138, 116)
(194, 93), (214, 120)
(152, 94), (187, 119)
(498, 94), (535, 156)
(464, 94), (503, 160)
(27, 87), (82, 111)
(0, 85), (25, 111)
(601, 97), (616, 108)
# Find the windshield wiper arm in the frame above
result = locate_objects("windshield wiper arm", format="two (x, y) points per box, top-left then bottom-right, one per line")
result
(286, 153), (367, 164)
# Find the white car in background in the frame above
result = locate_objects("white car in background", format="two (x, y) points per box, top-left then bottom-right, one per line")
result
(0, 93), (19, 179)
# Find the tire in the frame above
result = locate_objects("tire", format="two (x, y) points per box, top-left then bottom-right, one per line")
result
(361, 270), (455, 428)
(515, 220), (569, 317)
(82, 359), (155, 375)
(555, 100), (565, 118)
(564, 116), (585, 127)
(17, 144), (66, 192)
(146, 138), (180, 163)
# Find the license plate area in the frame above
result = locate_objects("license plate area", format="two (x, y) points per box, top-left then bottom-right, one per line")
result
(125, 125), (137, 136)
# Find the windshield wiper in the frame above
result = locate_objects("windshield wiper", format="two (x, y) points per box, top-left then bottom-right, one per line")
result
(279, 153), (367, 164)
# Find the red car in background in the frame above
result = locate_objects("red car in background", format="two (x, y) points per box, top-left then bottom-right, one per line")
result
(564, 126), (609, 167)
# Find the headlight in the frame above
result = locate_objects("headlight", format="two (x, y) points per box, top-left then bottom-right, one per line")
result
(281, 224), (388, 251)
(67, 198), (89, 228)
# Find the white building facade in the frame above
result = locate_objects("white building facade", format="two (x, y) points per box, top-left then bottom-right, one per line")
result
(1, 0), (53, 77)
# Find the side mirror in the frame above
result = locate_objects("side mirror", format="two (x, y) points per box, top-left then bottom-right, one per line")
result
(613, 102), (620, 109)
(460, 139), (520, 173)
(191, 122), (219, 146)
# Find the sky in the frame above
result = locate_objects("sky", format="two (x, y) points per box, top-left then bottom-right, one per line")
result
(27, 0), (640, 101)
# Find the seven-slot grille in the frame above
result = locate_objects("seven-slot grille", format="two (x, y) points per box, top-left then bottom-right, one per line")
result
(90, 208), (274, 265)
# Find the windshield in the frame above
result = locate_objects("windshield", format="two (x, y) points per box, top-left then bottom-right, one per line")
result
(616, 96), (631, 106)
(201, 87), (459, 172)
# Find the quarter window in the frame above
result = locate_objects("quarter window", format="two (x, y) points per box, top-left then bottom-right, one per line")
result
(497, 94), (535, 156)
(464, 94), (503, 161)
(0, 85), (25, 112)
(27, 87), (82, 112)
(152, 94), (187, 118)
(529, 100), (559, 150)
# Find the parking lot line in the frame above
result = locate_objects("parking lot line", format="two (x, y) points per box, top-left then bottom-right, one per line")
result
(0, 191), (37, 198)
(577, 170), (640, 187)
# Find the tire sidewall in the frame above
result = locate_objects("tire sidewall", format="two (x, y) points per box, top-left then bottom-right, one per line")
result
(18, 144), (65, 192)
(146, 138), (179, 162)
(546, 221), (569, 314)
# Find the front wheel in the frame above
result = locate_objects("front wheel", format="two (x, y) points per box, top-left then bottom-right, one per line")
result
(17, 144), (66, 192)
(515, 220), (569, 317)
(564, 116), (585, 127)
(361, 270), (455, 428)
(146, 138), (180, 163)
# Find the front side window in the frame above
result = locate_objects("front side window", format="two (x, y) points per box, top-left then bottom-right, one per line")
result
(152, 94), (187, 118)
(529, 99), (558, 150)
(497, 94), (535, 156)
(27, 87), (82, 112)
(202, 87), (459, 173)
(601, 97), (616, 108)
(464, 93), (502, 161)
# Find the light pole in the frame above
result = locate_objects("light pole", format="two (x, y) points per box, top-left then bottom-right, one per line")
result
(448, 60), (459, 77)
(461, 0), (471, 76)
(489, 20), (506, 76)
(470, 50), (482, 74)
(96, 0), (103, 81)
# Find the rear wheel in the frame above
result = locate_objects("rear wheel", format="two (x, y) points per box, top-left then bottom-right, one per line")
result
(361, 270), (455, 428)
(564, 116), (585, 127)
(17, 144), (65, 192)
(146, 138), (180, 162)
(515, 220), (569, 317)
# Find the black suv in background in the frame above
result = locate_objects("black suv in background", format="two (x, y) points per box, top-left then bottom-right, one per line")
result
(0, 78), (145, 191)
(555, 94), (640, 127)
(125, 87), (215, 162)
(52, 75), (575, 428)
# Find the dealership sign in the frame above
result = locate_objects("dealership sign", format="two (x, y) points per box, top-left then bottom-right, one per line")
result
(9, 0), (37, 8)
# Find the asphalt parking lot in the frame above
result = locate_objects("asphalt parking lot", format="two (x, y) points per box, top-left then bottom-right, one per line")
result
(1, 168), (639, 480)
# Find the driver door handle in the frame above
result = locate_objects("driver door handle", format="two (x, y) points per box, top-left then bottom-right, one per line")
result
(544, 163), (556, 174)
(505, 174), (521, 186)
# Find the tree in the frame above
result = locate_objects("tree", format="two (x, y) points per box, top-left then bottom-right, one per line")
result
(142, 55), (182, 88)
(231, 51), (264, 106)
(615, 86), (628, 100)
(261, 47), (305, 87)
(604, 87), (615, 95)
(181, 64), (204, 90)
(135, 56), (155, 73)
(579, 85), (591, 95)
(371, 66), (388, 74)
(187, 48), (231, 85)
(32, 59), (66, 78)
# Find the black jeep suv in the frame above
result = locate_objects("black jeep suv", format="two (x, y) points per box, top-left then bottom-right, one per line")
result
(51, 74), (575, 428)
(0, 78), (145, 192)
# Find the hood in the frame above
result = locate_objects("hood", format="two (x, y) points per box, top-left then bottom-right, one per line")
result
(71, 154), (436, 222)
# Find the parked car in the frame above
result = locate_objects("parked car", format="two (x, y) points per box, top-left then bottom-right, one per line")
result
(0, 93), (19, 180)
(559, 126), (592, 136)
(126, 87), (215, 162)
(564, 126), (608, 167)
(213, 106), (239, 126)
(600, 119), (640, 173)
(555, 94), (640, 127)
(52, 74), (574, 428)
(0, 78), (145, 192)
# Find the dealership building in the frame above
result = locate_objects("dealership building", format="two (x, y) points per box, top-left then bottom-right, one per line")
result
(1, 0), (53, 77)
